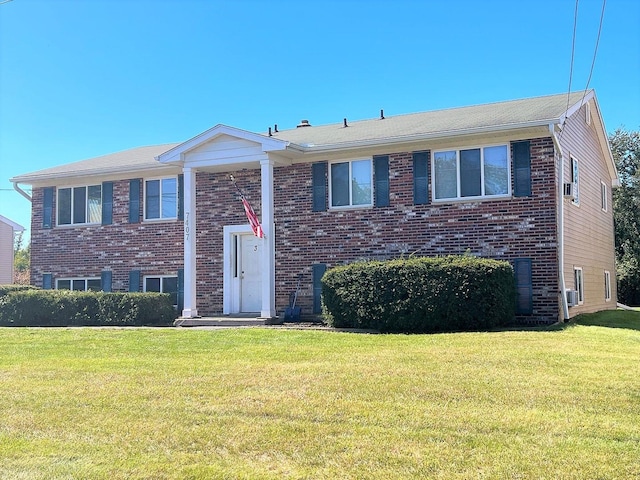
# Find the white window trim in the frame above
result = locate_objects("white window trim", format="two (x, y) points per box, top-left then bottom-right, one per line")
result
(574, 267), (584, 305)
(570, 157), (580, 206)
(328, 158), (373, 209)
(604, 270), (612, 302)
(143, 176), (179, 221)
(56, 277), (101, 291)
(143, 274), (179, 307)
(56, 184), (102, 227)
(431, 143), (511, 202)
(601, 181), (608, 212)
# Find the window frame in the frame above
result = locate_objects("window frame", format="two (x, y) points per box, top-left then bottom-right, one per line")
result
(574, 267), (584, 305)
(56, 184), (103, 226)
(328, 158), (373, 209)
(601, 181), (608, 212)
(56, 277), (102, 291)
(431, 143), (511, 202)
(604, 270), (611, 302)
(570, 157), (580, 205)
(144, 176), (179, 221)
(143, 274), (179, 307)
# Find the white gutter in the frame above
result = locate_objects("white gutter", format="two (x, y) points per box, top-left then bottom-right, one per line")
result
(550, 123), (570, 321)
(12, 182), (32, 202)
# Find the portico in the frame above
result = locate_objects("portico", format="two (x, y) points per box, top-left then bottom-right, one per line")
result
(156, 125), (292, 320)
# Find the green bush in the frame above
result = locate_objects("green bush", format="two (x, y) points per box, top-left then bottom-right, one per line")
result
(0, 284), (37, 296)
(0, 289), (177, 327)
(322, 256), (516, 333)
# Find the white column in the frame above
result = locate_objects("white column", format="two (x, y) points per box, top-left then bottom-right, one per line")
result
(181, 166), (198, 318)
(260, 158), (276, 319)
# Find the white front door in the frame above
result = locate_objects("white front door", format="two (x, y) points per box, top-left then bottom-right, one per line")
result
(239, 234), (262, 312)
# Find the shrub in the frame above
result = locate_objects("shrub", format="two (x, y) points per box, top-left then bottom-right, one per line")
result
(0, 284), (37, 296)
(322, 256), (516, 333)
(0, 289), (177, 327)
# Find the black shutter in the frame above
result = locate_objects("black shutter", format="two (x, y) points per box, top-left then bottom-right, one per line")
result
(312, 162), (327, 212)
(129, 179), (141, 223)
(514, 258), (533, 315)
(43, 187), (54, 228)
(102, 182), (113, 225)
(177, 268), (184, 312)
(312, 264), (327, 314)
(101, 270), (112, 292)
(129, 270), (141, 292)
(413, 151), (429, 205)
(374, 155), (390, 207)
(42, 273), (53, 290)
(177, 174), (184, 220)
(513, 141), (531, 197)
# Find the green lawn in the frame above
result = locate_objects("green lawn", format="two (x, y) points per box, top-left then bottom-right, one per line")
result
(0, 312), (639, 479)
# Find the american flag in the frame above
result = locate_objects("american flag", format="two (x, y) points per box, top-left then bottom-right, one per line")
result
(241, 196), (264, 238)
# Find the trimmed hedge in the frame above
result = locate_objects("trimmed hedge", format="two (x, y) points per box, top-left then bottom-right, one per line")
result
(0, 289), (177, 327)
(322, 256), (516, 333)
(0, 284), (37, 296)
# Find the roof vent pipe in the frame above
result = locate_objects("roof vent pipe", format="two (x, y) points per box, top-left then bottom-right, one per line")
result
(274, 124), (278, 132)
(343, 118), (348, 127)
(297, 119), (311, 128)
(268, 127), (272, 137)
(380, 109), (385, 119)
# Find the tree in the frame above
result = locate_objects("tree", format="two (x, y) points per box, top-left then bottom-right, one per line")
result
(13, 231), (30, 285)
(610, 128), (640, 305)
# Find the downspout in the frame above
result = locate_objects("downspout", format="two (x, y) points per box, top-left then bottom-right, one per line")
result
(12, 182), (32, 202)
(550, 124), (570, 321)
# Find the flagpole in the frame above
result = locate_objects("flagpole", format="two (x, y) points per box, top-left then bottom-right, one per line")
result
(230, 174), (265, 239)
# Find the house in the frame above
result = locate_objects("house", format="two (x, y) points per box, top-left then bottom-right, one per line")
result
(10, 90), (618, 324)
(0, 215), (24, 284)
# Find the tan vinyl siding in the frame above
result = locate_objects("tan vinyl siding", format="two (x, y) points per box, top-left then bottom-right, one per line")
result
(560, 101), (617, 315)
(0, 221), (15, 284)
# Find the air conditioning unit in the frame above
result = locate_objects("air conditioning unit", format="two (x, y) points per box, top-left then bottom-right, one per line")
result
(563, 183), (575, 199)
(566, 290), (579, 307)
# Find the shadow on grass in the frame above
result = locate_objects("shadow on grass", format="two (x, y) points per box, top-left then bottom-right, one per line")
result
(571, 309), (640, 332)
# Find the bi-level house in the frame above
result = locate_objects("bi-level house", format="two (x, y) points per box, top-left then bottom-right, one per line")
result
(10, 91), (618, 324)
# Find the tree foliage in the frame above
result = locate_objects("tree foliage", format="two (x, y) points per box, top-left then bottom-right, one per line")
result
(611, 128), (640, 305)
(13, 231), (30, 285)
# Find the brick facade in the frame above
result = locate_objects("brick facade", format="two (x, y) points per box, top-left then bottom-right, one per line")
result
(30, 137), (560, 323)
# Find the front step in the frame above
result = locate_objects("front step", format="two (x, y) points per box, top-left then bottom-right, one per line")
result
(174, 317), (268, 328)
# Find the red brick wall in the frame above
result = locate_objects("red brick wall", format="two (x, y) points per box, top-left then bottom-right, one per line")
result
(30, 136), (560, 323)
(30, 181), (183, 292)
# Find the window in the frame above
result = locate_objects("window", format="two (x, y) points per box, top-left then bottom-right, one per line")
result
(433, 144), (509, 201)
(574, 267), (584, 305)
(57, 185), (102, 225)
(329, 159), (372, 207)
(604, 271), (611, 302)
(601, 182), (608, 212)
(144, 275), (178, 306)
(570, 157), (580, 205)
(56, 277), (101, 291)
(145, 177), (178, 220)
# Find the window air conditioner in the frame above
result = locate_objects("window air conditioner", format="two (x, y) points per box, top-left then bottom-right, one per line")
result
(563, 183), (575, 199)
(566, 290), (579, 307)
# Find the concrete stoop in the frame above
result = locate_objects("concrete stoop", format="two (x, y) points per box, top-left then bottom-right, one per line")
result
(174, 316), (269, 328)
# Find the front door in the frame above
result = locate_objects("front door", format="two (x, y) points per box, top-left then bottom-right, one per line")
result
(239, 234), (262, 312)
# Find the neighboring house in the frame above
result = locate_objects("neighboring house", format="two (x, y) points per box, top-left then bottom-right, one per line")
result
(10, 90), (618, 324)
(0, 215), (24, 284)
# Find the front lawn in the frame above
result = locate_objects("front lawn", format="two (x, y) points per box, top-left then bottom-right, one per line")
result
(0, 313), (639, 479)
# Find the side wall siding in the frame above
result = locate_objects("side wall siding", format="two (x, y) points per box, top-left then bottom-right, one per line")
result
(560, 103), (617, 314)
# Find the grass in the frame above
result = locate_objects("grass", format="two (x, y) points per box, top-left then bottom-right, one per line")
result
(0, 312), (638, 479)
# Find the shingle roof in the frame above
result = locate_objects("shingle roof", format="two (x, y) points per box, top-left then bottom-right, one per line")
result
(11, 91), (592, 184)
(11, 143), (180, 183)
(270, 91), (589, 148)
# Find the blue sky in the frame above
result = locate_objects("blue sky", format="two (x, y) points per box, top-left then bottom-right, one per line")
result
(1, 0), (639, 242)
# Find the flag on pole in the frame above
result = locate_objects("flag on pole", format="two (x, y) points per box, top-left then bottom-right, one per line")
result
(241, 195), (264, 238)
